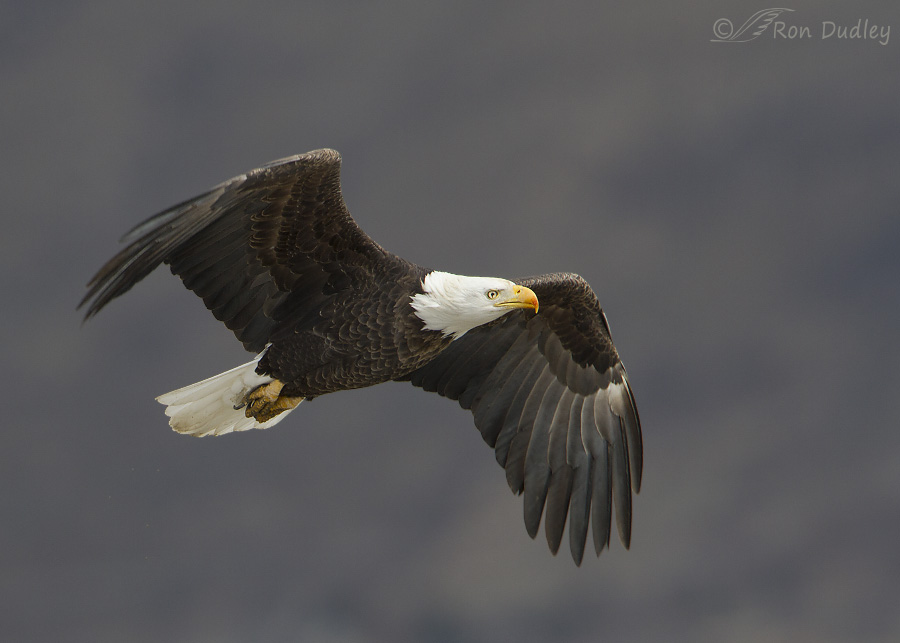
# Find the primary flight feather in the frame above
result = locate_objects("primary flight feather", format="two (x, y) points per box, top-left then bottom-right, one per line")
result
(80, 148), (642, 565)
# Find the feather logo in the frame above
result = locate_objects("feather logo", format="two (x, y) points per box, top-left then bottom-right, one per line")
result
(711, 8), (794, 42)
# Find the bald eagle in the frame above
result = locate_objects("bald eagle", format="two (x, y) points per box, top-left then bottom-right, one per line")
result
(80, 149), (642, 565)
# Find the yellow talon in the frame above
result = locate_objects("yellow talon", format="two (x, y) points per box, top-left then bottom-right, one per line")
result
(242, 380), (303, 423)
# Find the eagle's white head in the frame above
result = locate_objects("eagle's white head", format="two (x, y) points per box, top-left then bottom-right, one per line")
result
(411, 271), (539, 339)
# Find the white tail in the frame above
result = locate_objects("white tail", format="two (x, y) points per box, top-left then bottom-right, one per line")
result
(155, 352), (301, 437)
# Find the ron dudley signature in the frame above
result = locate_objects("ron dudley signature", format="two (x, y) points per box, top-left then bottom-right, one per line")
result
(775, 18), (890, 45)
(712, 9), (890, 46)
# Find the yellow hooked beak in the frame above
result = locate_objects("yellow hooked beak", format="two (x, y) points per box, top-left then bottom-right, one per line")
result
(495, 285), (539, 313)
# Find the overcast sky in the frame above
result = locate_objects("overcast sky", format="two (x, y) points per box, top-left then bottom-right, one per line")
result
(4, 1), (900, 641)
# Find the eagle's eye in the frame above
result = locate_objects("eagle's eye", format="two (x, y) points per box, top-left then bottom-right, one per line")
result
(486, 289), (500, 300)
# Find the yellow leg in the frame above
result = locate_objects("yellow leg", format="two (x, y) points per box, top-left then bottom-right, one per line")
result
(242, 380), (304, 423)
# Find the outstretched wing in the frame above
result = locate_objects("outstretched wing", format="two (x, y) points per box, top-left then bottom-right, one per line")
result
(404, 273), (642, 565)
(80, 149), (401, 351)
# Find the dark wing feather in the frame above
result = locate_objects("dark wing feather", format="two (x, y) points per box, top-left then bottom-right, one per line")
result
(80, 149), (400, 352)
(404, 272), (642, 565)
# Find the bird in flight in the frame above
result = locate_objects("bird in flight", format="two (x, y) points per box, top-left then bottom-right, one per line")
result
(80, 149), (642, 565)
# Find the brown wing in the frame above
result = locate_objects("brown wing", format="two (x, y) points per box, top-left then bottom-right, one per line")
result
(404, 273), (642, 565)
(80, 149), (403, 352)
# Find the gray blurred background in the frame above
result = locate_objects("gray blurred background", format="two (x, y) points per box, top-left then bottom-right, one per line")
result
(4, 1), (899, 641)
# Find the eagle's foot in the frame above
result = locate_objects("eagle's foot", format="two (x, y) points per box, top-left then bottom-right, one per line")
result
(242, 380), (304, 423)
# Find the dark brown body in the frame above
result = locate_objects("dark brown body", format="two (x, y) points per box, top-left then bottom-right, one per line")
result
(260, 266), (453, 399)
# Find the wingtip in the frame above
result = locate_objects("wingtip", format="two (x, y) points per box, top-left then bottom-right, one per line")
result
(76, 293), (98, 321)
(570, 545), (585, 567)
(616, 515), (632, 551)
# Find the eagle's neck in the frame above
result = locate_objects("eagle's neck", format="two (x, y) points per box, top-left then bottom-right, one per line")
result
(410, 271), (499, 340)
